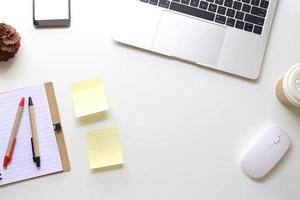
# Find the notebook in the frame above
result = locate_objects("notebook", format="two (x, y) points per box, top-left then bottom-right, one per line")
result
(0, 83), (70, 186)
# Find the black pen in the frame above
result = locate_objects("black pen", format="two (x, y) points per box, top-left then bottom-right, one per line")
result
(29, 97), (41, 168)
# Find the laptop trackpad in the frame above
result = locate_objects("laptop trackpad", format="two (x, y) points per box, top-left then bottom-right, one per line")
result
(153, 11), (226, 66)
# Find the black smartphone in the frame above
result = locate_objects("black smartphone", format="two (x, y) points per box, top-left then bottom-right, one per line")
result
(33, 0), (71, 27)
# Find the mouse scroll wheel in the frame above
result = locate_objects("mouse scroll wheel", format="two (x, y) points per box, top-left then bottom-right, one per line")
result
(273, 136), (281, 144)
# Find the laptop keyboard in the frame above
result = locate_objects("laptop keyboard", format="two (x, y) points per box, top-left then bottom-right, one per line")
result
(139, 0), (270, 34)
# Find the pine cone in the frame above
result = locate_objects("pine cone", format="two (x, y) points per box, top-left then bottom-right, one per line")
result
(0, 23), (21, 62)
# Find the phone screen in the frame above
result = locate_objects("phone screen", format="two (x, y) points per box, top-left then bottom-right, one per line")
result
(33, 0), (70, 27)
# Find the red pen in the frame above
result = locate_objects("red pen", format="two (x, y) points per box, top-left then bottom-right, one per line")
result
(3, 97), (25, 168)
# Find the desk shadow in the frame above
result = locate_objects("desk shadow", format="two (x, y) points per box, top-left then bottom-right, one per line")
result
(284, 104), (300, 119)
(0, 59), (15, 74)
(91, 164), (123, 174)
(79, 112), (108, 125)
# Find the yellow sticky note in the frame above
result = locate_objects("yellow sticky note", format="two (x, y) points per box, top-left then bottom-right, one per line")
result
(70, 77), (109, 118)
(85, 127), (124, 169)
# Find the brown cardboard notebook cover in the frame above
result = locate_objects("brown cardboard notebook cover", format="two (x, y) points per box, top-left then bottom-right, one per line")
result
(44, 82), (70, 172)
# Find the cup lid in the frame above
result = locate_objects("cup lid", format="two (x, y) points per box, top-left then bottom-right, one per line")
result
(283, 63), (300, 106)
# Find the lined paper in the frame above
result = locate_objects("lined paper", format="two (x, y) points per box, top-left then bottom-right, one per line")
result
(0, 84), (62, 186)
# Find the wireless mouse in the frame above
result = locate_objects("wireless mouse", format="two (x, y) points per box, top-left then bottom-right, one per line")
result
(241, 127), (291, 179)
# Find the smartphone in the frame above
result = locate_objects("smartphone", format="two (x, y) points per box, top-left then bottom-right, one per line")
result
(33, 0), (70, 27)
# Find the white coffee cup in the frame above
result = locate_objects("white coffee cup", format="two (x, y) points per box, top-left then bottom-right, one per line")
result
(276, 63), (300, 107)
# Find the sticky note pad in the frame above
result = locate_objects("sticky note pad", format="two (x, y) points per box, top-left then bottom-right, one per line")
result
(70, 77), (109, 118)
(85, 127), (124, 169)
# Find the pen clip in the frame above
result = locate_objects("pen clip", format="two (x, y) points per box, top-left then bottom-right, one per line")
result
(53, 123), (61, 132)
(31, 138), (35, 162)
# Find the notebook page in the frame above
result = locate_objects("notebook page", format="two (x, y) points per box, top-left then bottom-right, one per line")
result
(0, 84), (63, 185)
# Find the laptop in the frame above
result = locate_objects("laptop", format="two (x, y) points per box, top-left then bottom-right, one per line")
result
(113, 0), (278, 79)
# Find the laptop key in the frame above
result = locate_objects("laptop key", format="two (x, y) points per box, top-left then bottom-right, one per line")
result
(251, 6), (267, 17)
(208, 3), (218, 12)
(242, 0), (250, 3)
(217, 6), (227, 15)
(245, 13), (264, 26)
(226, 8), (235, 17)
(140, 0), (149, 2)
(226, 17), (235, 26)
(181, 0), (190, 5)
(253, 25), (262, 34)
(235, 11), (244, 20)
(206, 0), (214, 2)
(244, 23), (253, 32)
(233, 1), (242, 10)
(215, 0), (224, 5)
(170, 2), (216, 21)
(199, 1), (209, 9)
(159, 0), (171, 8)
(215, 15), (226, 24)
(150, 0), (159, 5)
(190, 0), (200, 7)
(235, 20), (244, 29)
(172, 0), (181, 2)
(260, 0), (269, 9)
(224, 0), (233, 7)
(251, 0), (259, 6)
(242, 4), (251, 12)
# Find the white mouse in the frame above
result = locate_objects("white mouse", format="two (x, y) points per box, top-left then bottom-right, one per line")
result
(241, 127), (291, 179)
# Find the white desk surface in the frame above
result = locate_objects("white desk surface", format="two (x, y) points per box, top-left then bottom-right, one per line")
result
(0, 0), (299, 199)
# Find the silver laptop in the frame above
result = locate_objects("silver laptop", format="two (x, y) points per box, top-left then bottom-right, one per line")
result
(113, 0), (278, 79)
